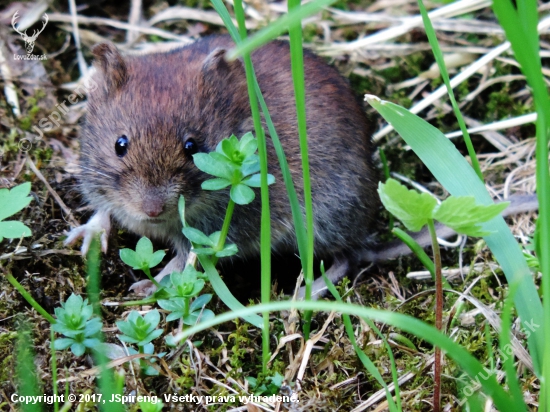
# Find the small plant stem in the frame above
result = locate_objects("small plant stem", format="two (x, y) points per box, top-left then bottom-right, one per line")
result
(117, 297), (158, 307)
(4, 271), (56, 324)
(51, 328), (59, 412)
(87, 238), (124, 412)
(138, 345), (147, 376)
(214, 199), (236, 256)
(183, 298), (190, 318)
(288, 0), (314, 341)
(143, 267), (161, 290)
(87, 234), (101, 316)
(233, 0), (272, 373)
(427, 219), (442, 412)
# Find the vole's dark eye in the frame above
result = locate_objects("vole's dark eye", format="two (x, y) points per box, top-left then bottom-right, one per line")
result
(115, 135), (129, 157)
(184, 138), (198, 157)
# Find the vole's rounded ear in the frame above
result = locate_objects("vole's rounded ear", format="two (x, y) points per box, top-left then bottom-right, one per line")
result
(91, 43), (128, 91)
(201, 48), (244, 79)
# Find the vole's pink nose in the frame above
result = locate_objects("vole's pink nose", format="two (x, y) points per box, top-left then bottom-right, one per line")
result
(142, 197), (164, 218)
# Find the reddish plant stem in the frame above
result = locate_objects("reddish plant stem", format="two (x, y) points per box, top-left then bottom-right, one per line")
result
(428, 219), (442, 412)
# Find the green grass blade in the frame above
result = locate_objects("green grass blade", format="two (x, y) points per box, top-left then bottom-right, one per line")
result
(493, 0), (550, 402)
(366, 95), (544, 375)
(233, 0), (272, 372)
(322, 264), (400, 411)
(86, 238), (124, 412)
(499, 282), (528, 411)
(5, 272), (56, 324)
(287, 0), (314, 340)
(50, 328), (59, 412)
(16, 321), (44, 412)
(199, 254), (263, 328)
(416, 0), (482, 180)
(168, 300), (522, 410)
(227, 0), (338, 60)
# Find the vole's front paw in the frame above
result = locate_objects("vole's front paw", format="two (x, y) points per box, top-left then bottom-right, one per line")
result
(65, 210), (111, 255)
(129, 253), (187, 296)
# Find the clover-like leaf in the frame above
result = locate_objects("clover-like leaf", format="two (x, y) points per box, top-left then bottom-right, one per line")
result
(0, 182), (33, 222)
(135, 236), (154, 258)
(378, 179), (437, 232)
(0, 221), (32, 242)
(119, 248), (141, 269)
(230, 183), (255, 205)
(433, 196), (509, 237)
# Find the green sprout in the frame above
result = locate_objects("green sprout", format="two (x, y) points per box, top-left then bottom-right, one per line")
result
(52, 294), (103, 356)
(120, 237), (165, 289)
(158, 266), (214, 325)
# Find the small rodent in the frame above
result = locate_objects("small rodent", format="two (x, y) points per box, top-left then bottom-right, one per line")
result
(65, 34), (378, 294)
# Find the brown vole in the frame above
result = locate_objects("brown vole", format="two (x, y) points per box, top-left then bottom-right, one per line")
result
(65, 35), (378, 292)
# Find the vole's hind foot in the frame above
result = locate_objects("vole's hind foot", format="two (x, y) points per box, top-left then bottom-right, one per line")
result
(297, 256), (350, 300)
(129, 253), (186, 296)
(64, 210), (111, 255)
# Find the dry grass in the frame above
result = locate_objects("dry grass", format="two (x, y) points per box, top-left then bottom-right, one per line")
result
(0, 0), (546, 410)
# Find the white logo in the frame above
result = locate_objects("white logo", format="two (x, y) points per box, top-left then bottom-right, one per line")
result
(11, 11), (48, 60)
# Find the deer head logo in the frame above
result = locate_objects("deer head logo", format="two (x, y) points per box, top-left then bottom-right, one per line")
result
(11, 11), (48, 55)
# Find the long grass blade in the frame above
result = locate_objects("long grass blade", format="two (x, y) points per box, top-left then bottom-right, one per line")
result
(169, 299), (523, 411)
(227, 0), (338, 60)
(492, 0), (550, 403)
(416, 0), (483, 180)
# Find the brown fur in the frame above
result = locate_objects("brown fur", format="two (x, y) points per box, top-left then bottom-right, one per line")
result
(78, 35), (378, 272)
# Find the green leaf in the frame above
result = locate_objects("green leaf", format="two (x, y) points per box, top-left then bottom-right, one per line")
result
(241, 155), (260, 176)
(70, 342), (86, 357)
(202, 178), (231, 191)
(119, 248), (141, 269)
(0, 182), (33, 221)
(433, 197), (509, 237)
(215, 243), (238, 257)
(0, 221), (32, 240)
(182, 227), (214, 246)
(135, 237), (154, 260)
(191, 247), (216, 255)
(193, 153), (235, 180)
(378, 179), (437, 232)
(190, 294), (213, 312)
(183, 309), (215, 326)
(230, 183), (255, 205)
(54, 338), (75, 350)
(148, 250), (166, 269)
(243, 173), (275, 187)
(239, 132), (257, 157)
